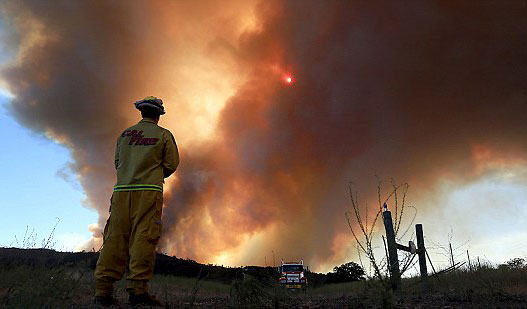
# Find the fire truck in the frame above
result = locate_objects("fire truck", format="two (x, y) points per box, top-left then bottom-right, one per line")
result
(278, 259), (308, 290)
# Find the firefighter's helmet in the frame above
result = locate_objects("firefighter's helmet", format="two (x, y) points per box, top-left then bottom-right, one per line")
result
(134, 96), (166, 115)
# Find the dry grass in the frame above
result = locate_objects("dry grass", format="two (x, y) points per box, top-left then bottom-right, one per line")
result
(0, 264), (92, 307)
(0, 250), (526, 307)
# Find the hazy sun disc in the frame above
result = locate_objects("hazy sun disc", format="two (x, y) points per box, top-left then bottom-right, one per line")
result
(282, 73), (294, 85)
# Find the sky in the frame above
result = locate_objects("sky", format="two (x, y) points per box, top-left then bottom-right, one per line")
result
(0, 91), (97, 250)
(0, 1), (526, 273)
(0, 12), (97, 250)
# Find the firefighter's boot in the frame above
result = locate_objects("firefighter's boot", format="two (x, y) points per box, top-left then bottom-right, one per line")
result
(93, 295), (118, 307)
(129, 293), (164, 307)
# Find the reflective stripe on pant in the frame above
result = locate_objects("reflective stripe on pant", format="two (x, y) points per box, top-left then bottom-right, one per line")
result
(94, 190), (163, 297)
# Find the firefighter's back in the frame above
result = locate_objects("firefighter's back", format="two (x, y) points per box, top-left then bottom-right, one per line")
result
(114, 118), (174, 191)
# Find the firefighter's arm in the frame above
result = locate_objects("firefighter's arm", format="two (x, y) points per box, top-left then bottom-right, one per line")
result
(114, 137), (121, 170)
(162, 130), (179, 178)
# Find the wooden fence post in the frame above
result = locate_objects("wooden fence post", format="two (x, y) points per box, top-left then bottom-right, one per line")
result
(449, 243), (455, 268)
(416, 224), (428, 281)
(383, 210), (400, 289)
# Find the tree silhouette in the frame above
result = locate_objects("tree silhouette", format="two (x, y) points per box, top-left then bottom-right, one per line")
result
(326, 261), (365, 283)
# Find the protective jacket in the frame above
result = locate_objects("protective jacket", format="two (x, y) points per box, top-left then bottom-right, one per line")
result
(94, 118), (179, 297)
(114, 118), (179, 192)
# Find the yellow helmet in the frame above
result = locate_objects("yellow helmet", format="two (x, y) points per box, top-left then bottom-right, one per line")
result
(134, 96), (166, 115)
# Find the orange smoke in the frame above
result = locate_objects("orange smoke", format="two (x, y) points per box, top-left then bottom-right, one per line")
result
(1, 1), (527, 271)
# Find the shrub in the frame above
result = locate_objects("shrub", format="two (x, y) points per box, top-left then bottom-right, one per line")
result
(326, 261), (365, 283)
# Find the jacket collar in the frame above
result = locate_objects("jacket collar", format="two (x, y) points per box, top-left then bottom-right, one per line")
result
(139, 118), (157, 124)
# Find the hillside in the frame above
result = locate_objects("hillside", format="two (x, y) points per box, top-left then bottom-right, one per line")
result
(0, 248), (526, 307)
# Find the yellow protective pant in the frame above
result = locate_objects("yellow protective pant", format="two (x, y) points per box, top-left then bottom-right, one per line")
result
(94, 190), (163, 297)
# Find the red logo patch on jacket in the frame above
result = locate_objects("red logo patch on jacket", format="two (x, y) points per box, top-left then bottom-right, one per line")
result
(122, 130), (159, 146)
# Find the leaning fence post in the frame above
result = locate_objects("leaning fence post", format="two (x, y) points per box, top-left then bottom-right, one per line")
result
(467, 250), (471, 270)
(449, 242), (455, 269)
(383, 209), (400, 289)
(416, 224), (428, 282)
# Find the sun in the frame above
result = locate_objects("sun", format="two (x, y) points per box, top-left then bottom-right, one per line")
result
(282, 73), (295, 85)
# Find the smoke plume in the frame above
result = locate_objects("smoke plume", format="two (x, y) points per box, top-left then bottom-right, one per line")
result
(1, 1), (526, 270)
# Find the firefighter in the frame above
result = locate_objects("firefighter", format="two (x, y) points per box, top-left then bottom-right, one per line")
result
(94, 96), (179, 306)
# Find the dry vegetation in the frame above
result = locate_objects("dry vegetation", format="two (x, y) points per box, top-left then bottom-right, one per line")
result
(0, 248), (526, 308)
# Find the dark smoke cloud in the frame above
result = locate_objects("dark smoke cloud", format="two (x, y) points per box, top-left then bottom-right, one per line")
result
(1, 1), (526, 269)
(161, 0), (527, 266)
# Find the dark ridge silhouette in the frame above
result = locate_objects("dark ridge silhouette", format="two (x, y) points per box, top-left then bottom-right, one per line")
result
(0, 248), (348, 287)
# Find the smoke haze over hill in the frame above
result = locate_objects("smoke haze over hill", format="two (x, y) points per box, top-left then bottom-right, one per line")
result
(1, 1), (526, 270)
